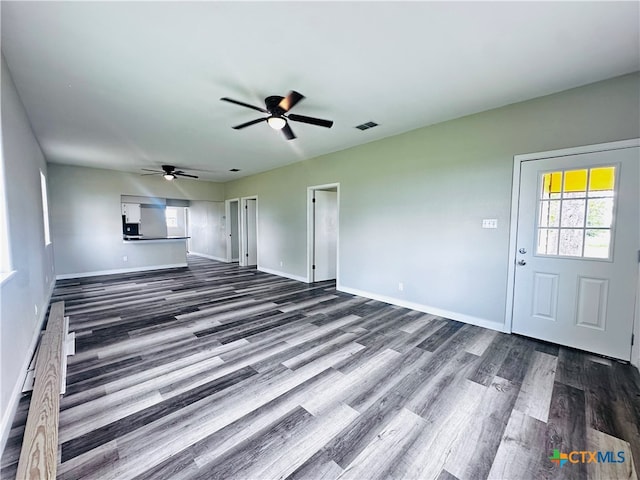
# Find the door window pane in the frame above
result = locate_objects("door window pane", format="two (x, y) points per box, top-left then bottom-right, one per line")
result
(588, 166), (615, 192)
(558, 229), (584, 256)
(537, 228), (559, 255)
(536, 165), (615, 259)
(560, 199), (586, 228)
(539, 200), (560, 227)
(563, 169), (588, 194)
(541, 172), (562, 199)
(586, 198), (614, 228)
(584, 230), (611, 259)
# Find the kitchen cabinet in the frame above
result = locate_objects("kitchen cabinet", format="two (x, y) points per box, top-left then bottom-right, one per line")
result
(122, 203), (141, 223)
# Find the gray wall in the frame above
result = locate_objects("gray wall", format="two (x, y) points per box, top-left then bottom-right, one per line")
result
(48, 164), (224, 277)
(225, 73), (640, 332)
(188, 201), (226, 261)
(140, 206), (168, 238)
(0, 55), (56, 449)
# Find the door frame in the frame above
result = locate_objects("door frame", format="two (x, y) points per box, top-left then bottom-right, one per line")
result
(225, 198), (240, 262)
(307, 183), (340, 283)
(239, 196), (258, 267)
(184, 206), (190, 253)
(505, 139), (640, 343)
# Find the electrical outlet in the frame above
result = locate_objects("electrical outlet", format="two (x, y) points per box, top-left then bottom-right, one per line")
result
(34, 304), (38, 316)
(123, 255), (128, 262)
(280, 261), (283, 267)
(398, 282), (404, 291)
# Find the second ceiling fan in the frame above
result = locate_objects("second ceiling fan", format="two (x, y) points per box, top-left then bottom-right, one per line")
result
(220, 90), (333, 140)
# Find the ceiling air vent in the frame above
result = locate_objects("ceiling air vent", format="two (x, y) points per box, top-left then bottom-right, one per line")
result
(355, 121), (379, 131)
(229, 168), (241, 172)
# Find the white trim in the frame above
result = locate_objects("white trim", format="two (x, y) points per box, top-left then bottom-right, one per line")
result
(258, 266), (307, 283)
(633, 265), (640, 370)
(307, 183), (340, 284)
(225, 198), (240, 263)
(55, 263), (187, 280)
(515, 138), (639, 162)
(504, 150), (524, 333)
(505, 138), (640, 337)
(0, 279), (55, 454)
(123, 238), (188, 244)
(337, 284), (508, 333)
(0, 269), (17, 287)
(189, 252), (227, 263)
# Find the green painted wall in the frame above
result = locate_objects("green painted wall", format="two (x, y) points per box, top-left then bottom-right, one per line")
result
(224, 73), (640, 329)
(49, 163), (225, 276)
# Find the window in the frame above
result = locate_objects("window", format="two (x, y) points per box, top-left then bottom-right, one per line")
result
(165, 207), (178, 228)
(40, 170), (51, 245)
(536, 166), (616, 259)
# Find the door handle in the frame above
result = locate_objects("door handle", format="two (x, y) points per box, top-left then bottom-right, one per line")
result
(517, 259), (526, 266)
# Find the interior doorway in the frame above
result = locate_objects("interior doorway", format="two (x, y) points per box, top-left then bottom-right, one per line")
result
(307, 184), (339, 283)
(240, 196), (258, 267)
(225, 198), (240, 262)
(184, 207), (190, 253)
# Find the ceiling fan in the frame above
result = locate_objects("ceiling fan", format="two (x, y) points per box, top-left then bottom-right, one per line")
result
(141, 165), (198, 181)
(220, 90), (333, 140)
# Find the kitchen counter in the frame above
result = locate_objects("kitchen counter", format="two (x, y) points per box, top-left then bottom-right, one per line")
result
(123, 236), (190, 242)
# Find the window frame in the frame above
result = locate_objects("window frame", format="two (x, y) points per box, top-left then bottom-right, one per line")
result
(533, 163), (620, 262)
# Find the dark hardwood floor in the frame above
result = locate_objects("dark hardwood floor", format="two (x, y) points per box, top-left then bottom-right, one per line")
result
(2, 255), (639, 479)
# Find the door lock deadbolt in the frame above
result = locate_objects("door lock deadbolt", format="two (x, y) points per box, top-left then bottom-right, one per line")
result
(519, 248), (527, 254)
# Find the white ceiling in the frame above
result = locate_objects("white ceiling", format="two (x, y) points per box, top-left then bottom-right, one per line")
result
(2, 1), (639, 182)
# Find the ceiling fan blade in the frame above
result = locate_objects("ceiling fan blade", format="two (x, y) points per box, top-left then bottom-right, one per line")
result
(220, 97), (268, 113)
(232, 117), (267, 130)
(281, 123), (296, 140)
(278, 91), (305, 112)
(141, 168), (163, 173)
(175, 172), (199, 178)
(287, 114), (333, 128)
(141, 172), (163, 176)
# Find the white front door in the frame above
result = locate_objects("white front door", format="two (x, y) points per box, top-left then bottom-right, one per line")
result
(512, 146), (639, 360)
(313, 190), (338, 282)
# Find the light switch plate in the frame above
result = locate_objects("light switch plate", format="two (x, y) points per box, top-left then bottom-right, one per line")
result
(482, 219), (498, 229)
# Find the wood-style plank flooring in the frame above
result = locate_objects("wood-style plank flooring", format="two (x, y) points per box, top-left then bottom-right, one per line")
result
(2, 255), (639, 479)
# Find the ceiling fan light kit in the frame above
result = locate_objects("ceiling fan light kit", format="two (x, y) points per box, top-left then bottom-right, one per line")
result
(141, 165), (198, 180)
(267, 116), (286, 130)
(221, 90), (334, 141)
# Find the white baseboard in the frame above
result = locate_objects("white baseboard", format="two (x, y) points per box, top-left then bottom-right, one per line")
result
(258, 266), (307, 283)
(337, 284), (508, 333)
(189, 252), (227, 263)
(0, 279), (55, 455)
(55, 263), (187, 280)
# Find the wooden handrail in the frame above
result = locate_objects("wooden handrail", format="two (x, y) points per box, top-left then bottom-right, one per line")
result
(16, 301), (65, 480)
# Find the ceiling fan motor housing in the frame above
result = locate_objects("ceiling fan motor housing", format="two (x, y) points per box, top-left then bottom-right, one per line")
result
(265, 96), (286, 116)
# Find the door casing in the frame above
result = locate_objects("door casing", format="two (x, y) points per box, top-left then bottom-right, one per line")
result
(307, 183), (340, 283)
